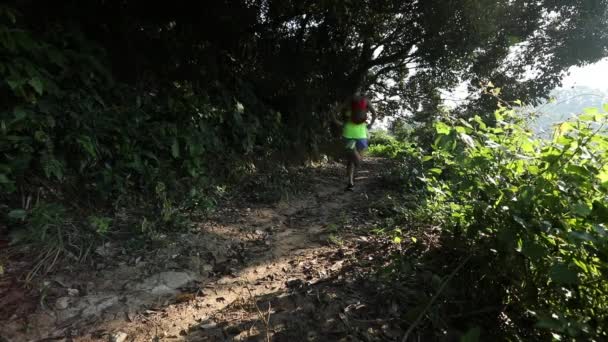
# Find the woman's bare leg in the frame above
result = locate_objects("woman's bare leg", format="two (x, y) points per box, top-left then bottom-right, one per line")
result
(353, 148), (362, 167)
(344, 148), (356, 188)
(347, 160), (355, 186)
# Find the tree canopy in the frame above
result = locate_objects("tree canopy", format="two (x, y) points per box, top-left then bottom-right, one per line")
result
(7, 1), (608, 121)
(2, 1), (606, 210)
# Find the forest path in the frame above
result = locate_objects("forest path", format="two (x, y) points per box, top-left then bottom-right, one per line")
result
(2, 158), (400, 342)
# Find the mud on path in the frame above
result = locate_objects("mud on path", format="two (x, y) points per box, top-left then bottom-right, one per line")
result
(1, 158), (400, 342)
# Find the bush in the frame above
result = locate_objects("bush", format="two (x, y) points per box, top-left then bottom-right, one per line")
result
(368, 131), (407, 158)
(0, 8), (285, 276)
(369, 130), (396, 146)
(409, 106), (608, 339)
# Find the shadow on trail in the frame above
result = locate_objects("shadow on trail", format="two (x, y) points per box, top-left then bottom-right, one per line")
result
(183, 242), (405, 342)
(43, 158), (392, 341)
(180, 231), (512, 342)
(173, 157), (520, 342)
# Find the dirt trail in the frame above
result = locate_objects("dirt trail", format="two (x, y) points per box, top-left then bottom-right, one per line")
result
(1, 158), (393, 342)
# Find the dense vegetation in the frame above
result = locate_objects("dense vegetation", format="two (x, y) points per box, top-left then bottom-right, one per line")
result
(1, 0), (608, 339)
(370, 97), (608, 339)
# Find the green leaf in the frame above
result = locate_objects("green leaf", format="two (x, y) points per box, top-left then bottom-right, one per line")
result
(521, 241), (544, 261)
(513, 99), (522, 106)
(171, 138), (180, 158)
(583, 107), (599, 116)
(569, 231), (594, 243)
(8, 209), (27, 220)
(494, 109), (505, 122)
(435, 122), (450, 135)
(411, 237), (417, 243)
(528, 165), (540, 175)
(473, 115), (487, 130)
(536, 316), (563, 331)
(578, 114), (595, 121)
(28, 77), (44, 95)
(455, 126), (466, 133)
(516, 238), (523, 252)
(143, 151), (159, 162)
(517, 140), (535, 155)
(460, 327), (481, 342)
(571, 202), (591, 218)
(554, 136), (572, 147)
(565, 164), (588, 177)
(42, 156), (64, 180)
(603, 103), (608, 113)
(555, 122), (574, 136)
(513, 215), (526, 228)
(393, 236), (402, 243)
(13, 107), (27, 121)
(572, 258), (589, 274)
(429, 168), (443, 175)
(6, 78), (23, 90)
(77, 136), (97, 158)
(591, 201), (608, 223)
(549, 264), (579, 285)
(597, 170), (608, 189)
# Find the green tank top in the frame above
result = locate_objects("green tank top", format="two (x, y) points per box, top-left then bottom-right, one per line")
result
(342, 113), (367, 139)
(343, 121), (368, 139)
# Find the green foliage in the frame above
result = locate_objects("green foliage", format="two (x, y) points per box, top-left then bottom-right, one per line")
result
(368, 140), (408, 159)
(0, 8), (286, 275)
(9, 203), (68, 247)
(88, 215), (112, 235)
(367, 129), (428, 195)
(408, 106), (608, 339)
(369, 130), (396, 147)
(389, 120), (415, 142)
